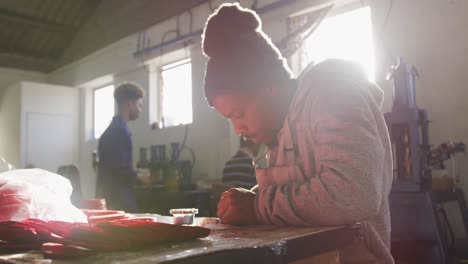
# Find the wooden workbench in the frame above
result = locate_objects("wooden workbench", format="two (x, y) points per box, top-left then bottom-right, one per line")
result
(0, 215), (360, 264)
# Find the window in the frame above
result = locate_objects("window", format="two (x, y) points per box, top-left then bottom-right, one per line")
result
(152, 58), (193, 128)
(94, 85), (115, 139)
(302, 6), (375, 81)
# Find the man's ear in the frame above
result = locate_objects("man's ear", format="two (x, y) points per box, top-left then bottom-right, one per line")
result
(125, 100), (133, 108)
(119, 101), (128, 111)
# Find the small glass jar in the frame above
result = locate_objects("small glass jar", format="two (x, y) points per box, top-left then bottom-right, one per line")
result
(169, 208), (199, 225)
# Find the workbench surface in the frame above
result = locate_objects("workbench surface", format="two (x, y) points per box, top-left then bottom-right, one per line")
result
(0, 215), (360, 264)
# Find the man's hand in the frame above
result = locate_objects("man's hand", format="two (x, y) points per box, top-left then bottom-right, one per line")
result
(217, 188), (258, 225)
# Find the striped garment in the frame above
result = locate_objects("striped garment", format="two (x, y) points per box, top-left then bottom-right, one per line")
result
(222, 149), (257, 189)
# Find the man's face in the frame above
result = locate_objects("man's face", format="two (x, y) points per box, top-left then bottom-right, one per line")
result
(212, 90), (282, 145)
(128, 98), (143, 121)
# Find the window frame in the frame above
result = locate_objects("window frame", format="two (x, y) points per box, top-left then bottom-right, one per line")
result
(148, 54), (193, 129)
(92, 83), (115, 140)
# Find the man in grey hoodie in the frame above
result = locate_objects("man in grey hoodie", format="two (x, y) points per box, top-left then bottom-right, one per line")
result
(201, 3), (394, 263)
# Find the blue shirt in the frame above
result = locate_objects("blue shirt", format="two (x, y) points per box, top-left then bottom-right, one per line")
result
(97, 116), (138, 212)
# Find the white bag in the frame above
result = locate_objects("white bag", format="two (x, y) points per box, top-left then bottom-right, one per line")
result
(0, 157), (14, 173)
(0, 169), (87, 223)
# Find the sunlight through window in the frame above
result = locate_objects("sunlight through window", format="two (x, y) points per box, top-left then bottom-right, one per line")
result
(305, 6), (375, 81)
(94, 85), (115, 139)
(161, 58), (193, 127)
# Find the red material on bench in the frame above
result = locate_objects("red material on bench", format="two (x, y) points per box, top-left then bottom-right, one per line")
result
(41, 243), (94, 259)
(0, 217), (210, 259)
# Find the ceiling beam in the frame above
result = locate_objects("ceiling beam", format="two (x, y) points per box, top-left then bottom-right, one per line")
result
(0, 46), (55, 61)
(0, 50), (55, 72)
(0, 8), (76, 36)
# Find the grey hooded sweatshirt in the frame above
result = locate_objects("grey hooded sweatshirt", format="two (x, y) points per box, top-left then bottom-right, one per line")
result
(254, 59), (394, 263)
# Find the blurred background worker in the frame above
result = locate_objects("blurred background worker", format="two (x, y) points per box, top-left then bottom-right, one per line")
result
(222, 137), (260, 190)
(97, 82), (145, 213)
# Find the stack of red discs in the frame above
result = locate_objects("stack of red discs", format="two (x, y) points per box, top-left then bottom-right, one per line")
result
(80, 199), (106, 210)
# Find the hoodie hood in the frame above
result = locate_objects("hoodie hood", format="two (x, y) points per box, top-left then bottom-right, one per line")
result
(288, 59), (384, 122)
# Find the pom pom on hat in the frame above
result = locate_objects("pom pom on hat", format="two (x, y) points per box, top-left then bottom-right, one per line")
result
(202, 3), (262, 58)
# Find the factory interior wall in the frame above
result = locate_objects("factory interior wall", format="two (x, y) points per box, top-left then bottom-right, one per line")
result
(0, 83), (21, 168)
(0, 68), (45, 94)
(0, 80), (79, 173)
(0, 69), (45, 168)
(39, 0), (468, 235)
(19, 81), (80, 172)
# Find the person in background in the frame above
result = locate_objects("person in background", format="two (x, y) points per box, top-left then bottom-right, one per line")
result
(24, 163), (36, 169)
(201, 3), (393, 263)
(97, 82), (144, 213)
(222, 137), (260, 190)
